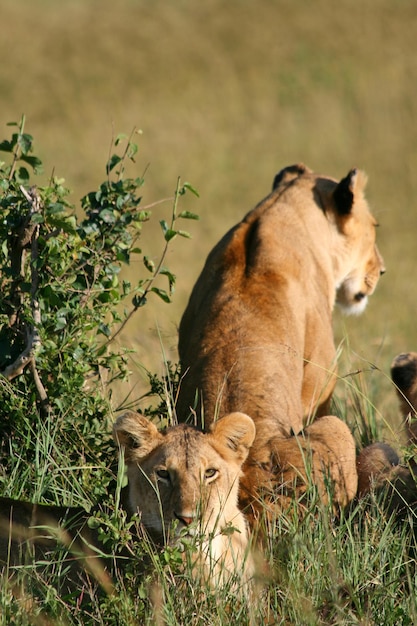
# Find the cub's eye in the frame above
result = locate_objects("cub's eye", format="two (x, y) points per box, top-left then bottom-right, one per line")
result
(156, 469), (170, 481)
(204, 468), (218, 480)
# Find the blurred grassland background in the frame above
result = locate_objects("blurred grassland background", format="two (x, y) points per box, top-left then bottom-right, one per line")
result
(1, 0), (417, 439)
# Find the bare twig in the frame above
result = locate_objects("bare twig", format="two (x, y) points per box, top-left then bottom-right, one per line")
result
(1, 340), (33, 380)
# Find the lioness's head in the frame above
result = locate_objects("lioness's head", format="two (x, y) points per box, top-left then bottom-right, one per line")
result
(322, 167), (385, 315)
(113, 411), (255, 543)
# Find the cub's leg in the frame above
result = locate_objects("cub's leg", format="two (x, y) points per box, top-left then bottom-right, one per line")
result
(357, 442), (401, 496)
(391, 351), (417, 443)
(356, 443), (417, 515)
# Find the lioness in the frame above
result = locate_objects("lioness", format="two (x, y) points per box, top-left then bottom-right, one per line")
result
(177, 164), (385, 517)
(113, 410), (256, 585)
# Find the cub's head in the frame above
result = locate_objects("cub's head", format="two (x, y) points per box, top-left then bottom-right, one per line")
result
(318, 168), (385, 315)
(113, 412), (255, 542)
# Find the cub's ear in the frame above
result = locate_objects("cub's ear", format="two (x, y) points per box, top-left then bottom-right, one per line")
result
(113, 411), (162, 461)
(210, 412), (256, 464)
(272, 163), (311, 191)
(333, 168), (368, 215)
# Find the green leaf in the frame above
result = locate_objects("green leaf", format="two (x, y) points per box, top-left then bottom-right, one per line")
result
(47, 203), (66, 215)
(178, 210), (200, 220)
(106, 154), (122, 174)
(132, 293), (146, 308)
(116, 249), (130, 264)
(54, 316), (67, 331)
(21, 154), (43, 173)
(159, 267), (176, 289)
(165, 229), (177, 242)
(135, 210), (150, 222)
(31, 213), (44, 225)
(0, 140), (13, 153)
(99, 208), (117, 224)
(180, 182), (200, 197)
(178, 230), (191, 239)
(160, 221), (177, 241)
(87, 516), (101, 530)
(115, 133), (128, 146)
(127, 142), (138, 158)
(143, 256), (155, 273)
(16, 166), (30, 184)
(18, 133), (33, 154)
(151, 287), (171, 303)
(116, 194), (129, 209)
(98, 323), (111, 337)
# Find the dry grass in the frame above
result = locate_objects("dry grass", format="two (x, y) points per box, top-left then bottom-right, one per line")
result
(2, 0), (417, 427)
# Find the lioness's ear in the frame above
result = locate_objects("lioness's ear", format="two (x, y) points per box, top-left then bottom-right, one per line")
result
(210, 413), (256, 464)
(333, 168), (368, 215)
(113, 411), (162, 461)
(272, 163), (311, 191)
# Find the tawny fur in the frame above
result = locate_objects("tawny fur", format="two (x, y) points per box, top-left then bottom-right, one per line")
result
(177, 164), (384, 517)
(113, 411), (256, 587)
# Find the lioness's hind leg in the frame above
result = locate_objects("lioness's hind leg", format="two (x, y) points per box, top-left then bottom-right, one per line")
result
(391, 352), (417, 442)
(271, 415), (357, 509)
(302, 415), (358, 506)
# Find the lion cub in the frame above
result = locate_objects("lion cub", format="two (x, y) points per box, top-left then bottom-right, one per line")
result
(113, 411), (256, 586)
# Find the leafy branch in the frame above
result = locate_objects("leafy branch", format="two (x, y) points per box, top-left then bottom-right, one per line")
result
(0, 117), (199, 470)
(107, 176), (199, 345)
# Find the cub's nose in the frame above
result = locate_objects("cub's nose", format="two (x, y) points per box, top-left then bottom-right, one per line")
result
(175, 512), (195, 526)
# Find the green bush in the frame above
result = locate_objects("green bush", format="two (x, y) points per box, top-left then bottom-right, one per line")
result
(0, 116), (198, 502)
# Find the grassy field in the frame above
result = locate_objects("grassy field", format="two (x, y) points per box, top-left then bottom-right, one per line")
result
(1, 0), (417, 623)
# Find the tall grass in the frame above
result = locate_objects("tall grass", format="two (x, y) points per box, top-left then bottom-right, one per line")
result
(1, 402), (416, 625)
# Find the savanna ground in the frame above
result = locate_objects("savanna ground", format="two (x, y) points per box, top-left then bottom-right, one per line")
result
(1, 0), (417, 624)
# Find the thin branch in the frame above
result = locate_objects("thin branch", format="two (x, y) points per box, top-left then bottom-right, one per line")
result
(140, 196), (174, 211)
(8, 115), (26, 181)
(106, 178), (182, 346)
(30, 358), (50, 412)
